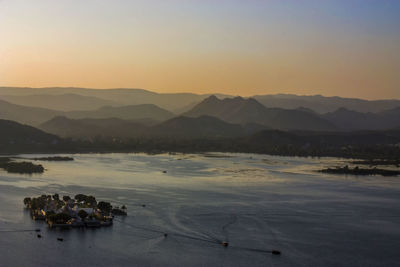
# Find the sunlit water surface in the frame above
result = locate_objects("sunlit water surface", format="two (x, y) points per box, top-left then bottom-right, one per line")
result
(0, 153), (399, 267)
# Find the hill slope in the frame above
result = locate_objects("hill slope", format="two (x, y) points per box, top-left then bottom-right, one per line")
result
(253, 94), (400, 113)
(184, 96), (337, 131)
(0, 99), (62, 126)
(2, 87), (399, 114)
(323, 107), (400, 130)
(0, 99), (174, 126)
(0, 119), (59, 145)
(147, 116), (246, 138)
(39, 116), (146, 139)
(65, 104), (175, 121)
(0, 93), (119, 111)
(40, 115), (269, 139)
(0, 87), (226, 111)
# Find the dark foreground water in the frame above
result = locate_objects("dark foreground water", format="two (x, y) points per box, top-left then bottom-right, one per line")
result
(0, 153), (399, 267)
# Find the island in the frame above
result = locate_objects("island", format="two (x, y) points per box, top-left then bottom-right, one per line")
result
(32, 156), (74, 161)
(351, 159), (400, 167)
(0, 157), (44, 174)
(319, 165), (400, 177)
(24, 193), (127, 228)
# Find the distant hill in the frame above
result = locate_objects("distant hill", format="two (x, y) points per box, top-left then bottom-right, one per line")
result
(323, 107), (400, 130)
(2, 117), (400, 157)
(0, 87), (230, 112)
(2, 86), (399, 131)
(147, 115), (246, 138)
(0, 93), (119, 111)
(0, 99), (174, 126)
(380, 106), (400, 117)
(0, 99), (62, 126)
(65, 104), (175, 121)
(184, 96), (337, 131)
(39, 116), (146, 139)
(253, 94), (400, 113)
(246, 129), (400, 147)
(172, 101), (201, 115)
(39, 115), (270, 139)
(2, 87), (399, 114)
(0, 119), (59, 145)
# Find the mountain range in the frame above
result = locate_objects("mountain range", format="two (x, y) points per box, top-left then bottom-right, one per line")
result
(0, 87), (227, 112)
(39, 115), (269, 139)
(1, 87), (400, 113)
(39, 116), (147, 139)
(184, 96), (338, 131)
(0, 99), (174, 126)
(0, 93), (118, 111)
(322, 107), (400, 130)
(1, 87), (400, 137)
(253, 94), (400, 113)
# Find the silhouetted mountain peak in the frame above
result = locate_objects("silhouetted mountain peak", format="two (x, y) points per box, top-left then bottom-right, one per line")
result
(202, 95), (220, 103)
(184, 96), (337, 131)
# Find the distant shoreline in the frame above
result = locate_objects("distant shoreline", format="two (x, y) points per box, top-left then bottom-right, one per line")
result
(1, 145), (399, 161)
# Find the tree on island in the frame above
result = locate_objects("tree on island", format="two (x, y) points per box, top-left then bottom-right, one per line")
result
(23, 197), (31, 206)
(53, 193), (59, 201)
(63, 195), (71, 202)
(98, 201), (112, 214)
(78, 210), (88, 221)
(85, 195), (97, 206)
(74, 194), (87, 203)
(31, 197), (46, 210)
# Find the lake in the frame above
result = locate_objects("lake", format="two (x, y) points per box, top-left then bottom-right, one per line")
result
(0, 153), (399, 267)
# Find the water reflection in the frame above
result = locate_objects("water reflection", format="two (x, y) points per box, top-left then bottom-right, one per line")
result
(0, 153), (399, 267)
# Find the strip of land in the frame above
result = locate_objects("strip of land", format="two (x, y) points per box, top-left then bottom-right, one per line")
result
(319, 166), (400, 176)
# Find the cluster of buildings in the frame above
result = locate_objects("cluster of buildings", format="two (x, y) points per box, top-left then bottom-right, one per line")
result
(25, 194), (124, 228)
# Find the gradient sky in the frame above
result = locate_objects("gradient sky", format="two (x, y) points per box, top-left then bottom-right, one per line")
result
(0, 0), (399, 99)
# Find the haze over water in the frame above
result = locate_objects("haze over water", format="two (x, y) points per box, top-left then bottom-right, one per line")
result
(1, 153), (399, 267)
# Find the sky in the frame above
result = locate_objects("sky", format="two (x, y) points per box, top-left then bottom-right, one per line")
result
(0, 0), (399, 99)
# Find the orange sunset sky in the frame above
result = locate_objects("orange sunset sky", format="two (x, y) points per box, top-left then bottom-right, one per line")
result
(0, 0), (399, 99)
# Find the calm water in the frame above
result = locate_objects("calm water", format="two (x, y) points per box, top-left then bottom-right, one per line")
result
(0, 153), (399, 267)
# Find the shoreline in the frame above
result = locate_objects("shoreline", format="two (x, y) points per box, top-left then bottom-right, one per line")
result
(2, 149), (399, 161)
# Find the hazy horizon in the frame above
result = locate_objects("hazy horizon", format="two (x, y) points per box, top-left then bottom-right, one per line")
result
(1, 0), (399, 99)
(1, 85), (400, 101)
